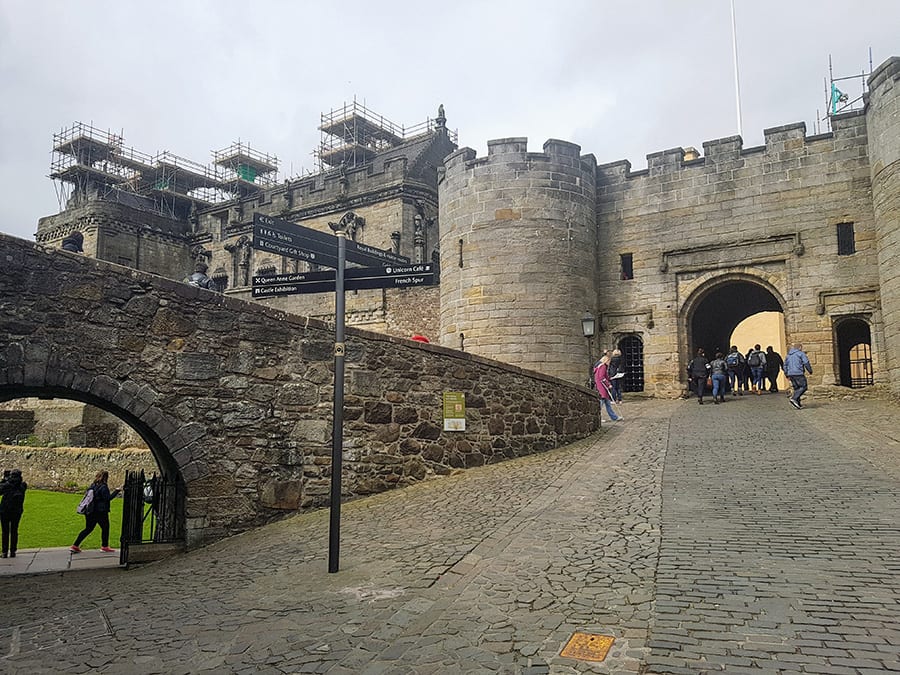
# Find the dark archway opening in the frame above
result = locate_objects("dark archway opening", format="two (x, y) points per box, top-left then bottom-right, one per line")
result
(835, 318), (873, 388)
(689, 279), (783, 359)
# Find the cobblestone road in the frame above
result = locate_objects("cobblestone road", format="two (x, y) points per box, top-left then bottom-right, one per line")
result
(1, 393), (898, 673)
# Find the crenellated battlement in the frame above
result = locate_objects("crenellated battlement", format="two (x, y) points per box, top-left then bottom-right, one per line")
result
(596, 111), (869, 184)
(445, 137), (596, 179)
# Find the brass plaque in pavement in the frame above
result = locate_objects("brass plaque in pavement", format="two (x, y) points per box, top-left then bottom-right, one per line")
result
(560, 632), (615, 662)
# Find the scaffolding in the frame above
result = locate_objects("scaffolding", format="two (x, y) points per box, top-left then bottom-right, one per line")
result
(213, 141), (279, 197)
(820, 50), (874, 132)
(317, 99), (454, 170)
(50, 122), (145, 208)
(50, 123), (280, 218)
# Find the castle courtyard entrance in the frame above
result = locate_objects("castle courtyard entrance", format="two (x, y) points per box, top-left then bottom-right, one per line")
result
(684, 276), (786, 366)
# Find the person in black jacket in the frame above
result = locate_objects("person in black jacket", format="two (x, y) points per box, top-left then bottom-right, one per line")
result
(765, 346), (785, 392)
(687, 348), (711, 404)
(71, 470), (121, 554)
(1, 468), (27, 558)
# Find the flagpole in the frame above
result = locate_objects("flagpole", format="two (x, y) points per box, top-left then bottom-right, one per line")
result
(730, 0), (743, 137)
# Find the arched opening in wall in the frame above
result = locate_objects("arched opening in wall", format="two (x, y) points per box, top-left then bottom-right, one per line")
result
(834, 317), (874, 388)
(731, 312), (788, 391)
(686, 277), (786, 387)
(617, 334), (644, 392)
(0, 390), (184, 565)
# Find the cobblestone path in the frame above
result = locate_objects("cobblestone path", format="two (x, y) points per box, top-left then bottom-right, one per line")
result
(1, 394), (898, 673)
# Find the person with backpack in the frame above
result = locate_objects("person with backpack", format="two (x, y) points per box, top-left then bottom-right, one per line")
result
(725, 346), (745, 396)
(709, 351), (729, 404)
(71, 470), (121, 554)
(686, 348), (711, 404)
(0, 468), (27, 559)
(747, 344), (767, 394)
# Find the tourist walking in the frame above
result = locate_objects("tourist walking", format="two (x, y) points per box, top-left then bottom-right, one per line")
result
(747, 344), (767, 394)
(709, 351), (728, 403)
(687, 348), (711, 404)
(0, 469), (27, 558)
(71, 470), (121, 553)
(784, 342), (813, 409)
(765, 346), (784, 392)
(593, 355), (623, 422)
(607, 348), (625, 403)
(725, 346), (745, 396)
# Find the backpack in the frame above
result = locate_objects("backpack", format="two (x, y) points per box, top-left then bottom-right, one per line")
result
(747, 351), (761, 367)
(725, 352), (740, 367)
(76, 488), (94, 515)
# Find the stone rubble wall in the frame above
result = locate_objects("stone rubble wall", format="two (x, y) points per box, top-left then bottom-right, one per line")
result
(0, 233), (599, 546)
(0, 446), (157, 491)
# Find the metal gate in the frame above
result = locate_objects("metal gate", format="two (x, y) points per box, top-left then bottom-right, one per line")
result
(120, 470), (186, 565)
(618, 334), (645, 392)
(848, 342), (874, 388)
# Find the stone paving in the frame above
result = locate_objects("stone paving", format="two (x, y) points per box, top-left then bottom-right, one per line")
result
(0, 393), (899, 673)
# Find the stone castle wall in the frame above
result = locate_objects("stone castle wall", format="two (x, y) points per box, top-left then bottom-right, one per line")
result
(439, 139), (598, 384)
(36, 201), (193, 280)
(868, 58), (900, 389)
(437, 58), (900, 395)
(595, 113), (882, 394)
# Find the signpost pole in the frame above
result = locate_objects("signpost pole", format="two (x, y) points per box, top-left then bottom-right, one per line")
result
(328, 223), (347, 574)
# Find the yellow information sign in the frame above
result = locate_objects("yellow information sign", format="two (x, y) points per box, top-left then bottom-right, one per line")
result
(443, 391), (466, 431)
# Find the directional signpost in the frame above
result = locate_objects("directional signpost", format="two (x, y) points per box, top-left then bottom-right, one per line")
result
(252, 213), (410, 270)
(251, 263), (436, 298)
(249, 212), (432, 574)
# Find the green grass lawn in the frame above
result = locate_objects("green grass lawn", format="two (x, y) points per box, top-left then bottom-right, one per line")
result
(14, 489), (125, 549)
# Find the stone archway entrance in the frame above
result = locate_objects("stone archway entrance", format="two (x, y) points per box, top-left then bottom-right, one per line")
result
(0, 385), (186, 563)
(683, 276), (786, 365)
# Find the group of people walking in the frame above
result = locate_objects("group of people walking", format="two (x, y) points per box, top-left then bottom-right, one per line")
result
(687, 342), (812, 409)
(0, 468), (122, 559)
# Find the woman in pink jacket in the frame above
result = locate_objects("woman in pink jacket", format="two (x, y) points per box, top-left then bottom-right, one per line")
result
(593, 355), (623, 422)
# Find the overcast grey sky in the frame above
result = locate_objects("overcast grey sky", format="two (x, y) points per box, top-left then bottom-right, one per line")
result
(1, 0), (897, 241)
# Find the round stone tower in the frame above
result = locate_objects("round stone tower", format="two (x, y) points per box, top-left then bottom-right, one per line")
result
(866, 57), (900, 391)
(438, 138), (598, 384)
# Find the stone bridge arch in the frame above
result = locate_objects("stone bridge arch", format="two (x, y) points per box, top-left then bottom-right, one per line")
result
(1, 234), (599, 548)
(680, 271), (787, 365)
(0, 370), (183, 480)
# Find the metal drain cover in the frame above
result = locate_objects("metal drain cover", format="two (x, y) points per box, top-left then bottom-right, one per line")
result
(560, 632), (615, 662)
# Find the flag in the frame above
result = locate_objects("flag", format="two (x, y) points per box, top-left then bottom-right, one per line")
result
(831, 82), (849, 114)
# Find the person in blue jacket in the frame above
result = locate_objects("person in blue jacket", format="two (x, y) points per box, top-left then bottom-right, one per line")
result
(71, 470), (121, 553)
(783, 342), (813, 410)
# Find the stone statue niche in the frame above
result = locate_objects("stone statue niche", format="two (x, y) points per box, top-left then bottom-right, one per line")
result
(225, 235), (253, 287)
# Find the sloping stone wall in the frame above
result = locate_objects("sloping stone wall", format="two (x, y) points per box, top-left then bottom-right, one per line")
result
(0, 233), (599, 546)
